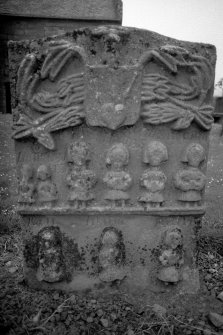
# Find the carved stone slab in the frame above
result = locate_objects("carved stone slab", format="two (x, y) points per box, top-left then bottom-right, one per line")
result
(8, 26), (216, 301)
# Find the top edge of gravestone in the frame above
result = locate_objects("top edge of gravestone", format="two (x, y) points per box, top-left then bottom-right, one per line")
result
(0, 0), (122, 22)
(7, 25), (216, 55)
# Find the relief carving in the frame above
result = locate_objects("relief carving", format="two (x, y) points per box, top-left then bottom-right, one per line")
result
(18, 164), (35, 204)
(174, 143), (206, 206)
(140, 46), (214, 130)
(98, 227), (126, 282)
(66, 141), (97, 209)
(36, 226), (66, 283)
(37, 165), (58, 206)
(12, 36), (214, 152)
(157, 227), (184, 284)
(85, 65), (141, 130)
(138, 141), (167, 209)
(13, 41), (86, 150)
(103, 144), (132, 207)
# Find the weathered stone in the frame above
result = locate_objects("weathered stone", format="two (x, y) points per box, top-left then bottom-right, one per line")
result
(157, 266), (180, 283)
(208, 312), (223, 328)
(98, 226), (126, 282)
(36, 226), (65, 282)
(217, 291), (223, 301)
(100, 318), (109, 328)
(8, 26), (216, 302)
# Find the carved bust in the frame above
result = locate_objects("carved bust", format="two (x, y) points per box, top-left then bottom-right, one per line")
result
(158, 227), (184, 284)
(103, 143), (132, 208)
(98, 226), (126, 282)
(36, 226), (65, 283)
(37, 165), (58, 205)
(174, 143), (206, 206)
(139, 141), (168, 209)
(66, 141), (97, 209)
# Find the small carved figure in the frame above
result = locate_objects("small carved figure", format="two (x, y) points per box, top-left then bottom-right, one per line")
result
(158, 227), (184, 284)
(36, 226), (65, 283)
(103, 143), (132, 208)
(174, 143), (206, 207)
(37, 165), (58, 206)
(138, 141), (168, 209)
(18, 164), (35, 205)
(98, 227), (126, 282)
(66, 141), (97, 209)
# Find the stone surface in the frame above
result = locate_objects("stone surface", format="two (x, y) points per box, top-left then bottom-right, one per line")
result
(208, 312), (223, 328)
(217, 291), (223, 301)
(8, 26), (216, 300)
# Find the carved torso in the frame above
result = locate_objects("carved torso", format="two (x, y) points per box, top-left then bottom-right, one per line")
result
(67, 167), (97, 201)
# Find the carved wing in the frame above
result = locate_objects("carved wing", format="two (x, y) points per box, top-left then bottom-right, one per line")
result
(140, 46), (214, 130)
(13, 41), (86, 149)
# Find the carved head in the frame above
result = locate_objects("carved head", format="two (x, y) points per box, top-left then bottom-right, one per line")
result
(21, 164), (33, 180)
(106, 143), (129, 169)
(37, 226), (65, 283)
(38, 226), (62, 251)
(182, 143), (205, 167)
(37, 165), (51, 181)
(99, 227), (125, 270)
(163, 227), (183, 250)
(67, 141), (89, 166)
(143, 141), (168, 166)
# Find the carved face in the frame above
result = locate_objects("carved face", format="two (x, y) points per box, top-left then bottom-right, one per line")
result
(143, 141), (168, 166)
(40, 230), (56, 249)
(38, 227), (61, 250)
(164, 228), (183, 249)
(106, 143), (129, 169)
(99, 227), (125, 271)
(67, 142), (89, 166)
(183, 143), (205, 167)
(37, 165), (50, 181)
(101, 230), (119, 245)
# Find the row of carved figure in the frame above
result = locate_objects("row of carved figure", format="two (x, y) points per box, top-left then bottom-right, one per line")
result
(27, 225), (184, 285)
(18, 141), (206, 208)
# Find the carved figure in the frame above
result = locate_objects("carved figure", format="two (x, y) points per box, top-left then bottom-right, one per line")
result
(174, 143), (206, 207)
(98, 227), (126, 282)
(66, 141), (97, 209)
(37, 165), (58, 205)
(138, 141), (167, 209)
(103, 143), (132, 208)
(18, 164), (35, 204)
(36, 226), (65, 283)
(158, 227), (184, 284)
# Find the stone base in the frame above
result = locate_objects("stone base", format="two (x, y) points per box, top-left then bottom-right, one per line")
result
(22, 214), (200, 302)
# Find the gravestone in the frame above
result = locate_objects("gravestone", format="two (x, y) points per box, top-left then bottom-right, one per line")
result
(8, 26), (216, 302)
